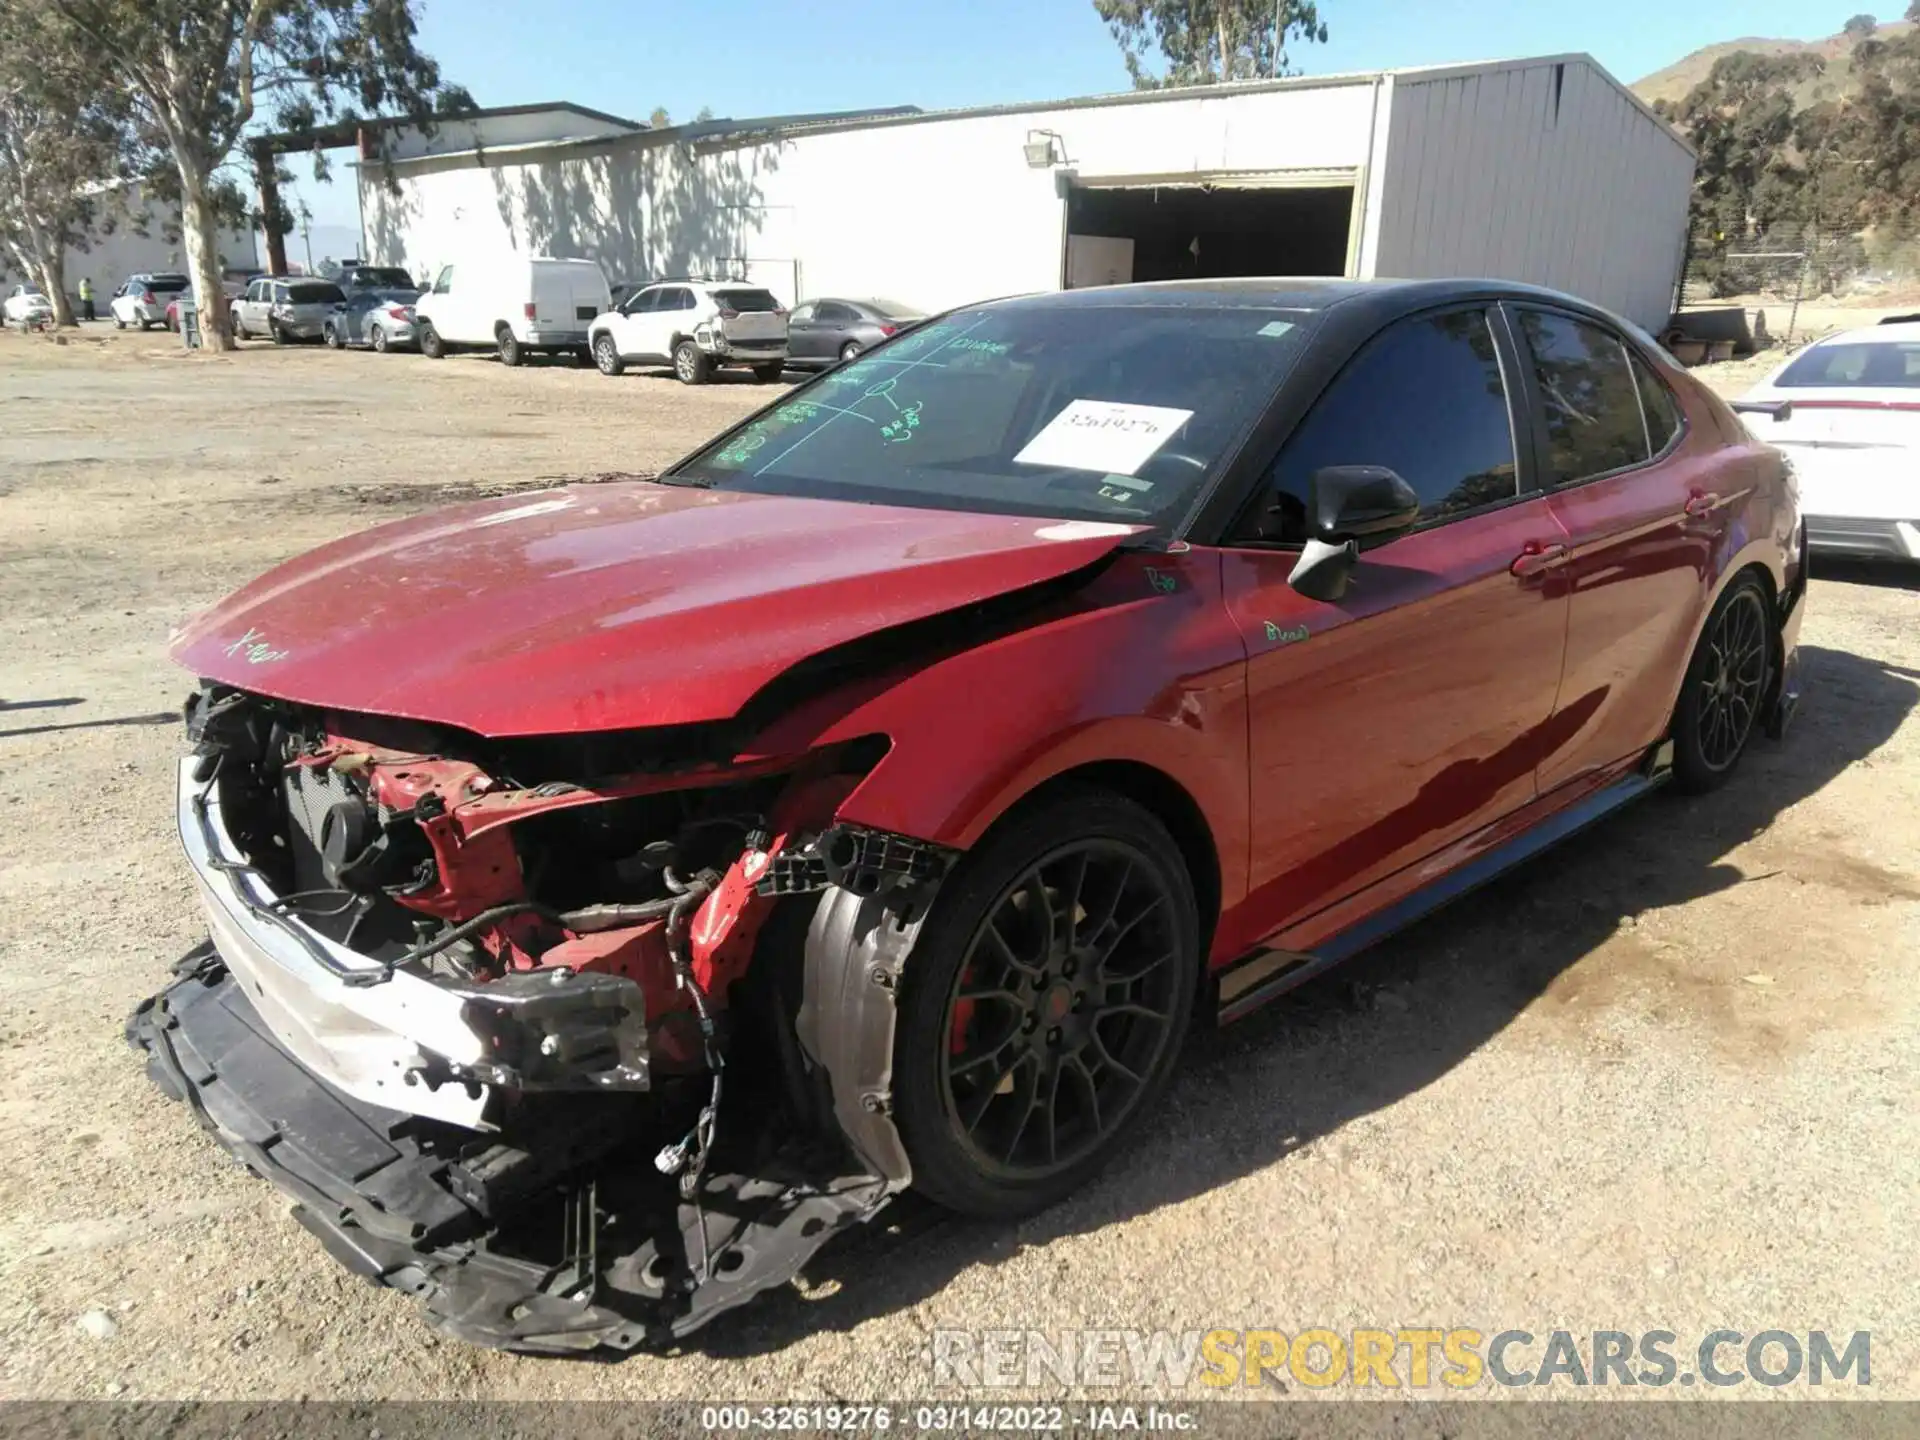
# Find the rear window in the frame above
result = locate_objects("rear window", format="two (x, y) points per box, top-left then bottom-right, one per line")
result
(866, 299), (922, 319)
(149, 275), (190, 292)
(1775, 342), (1920, 388)
(713, 288), (782, 313)
(348, 266), (415, 287)
(287, 282), (346, 304)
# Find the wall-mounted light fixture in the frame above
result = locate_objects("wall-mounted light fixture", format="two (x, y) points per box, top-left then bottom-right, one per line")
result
(1023, 129), (1067, 168)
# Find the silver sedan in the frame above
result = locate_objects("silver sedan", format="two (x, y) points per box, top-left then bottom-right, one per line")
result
(322, 289), (424, 352)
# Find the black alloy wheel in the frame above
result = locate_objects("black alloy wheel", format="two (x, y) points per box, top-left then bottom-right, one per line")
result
(892, 788), (1199, 1219)
(1673, 573), (1773, 792)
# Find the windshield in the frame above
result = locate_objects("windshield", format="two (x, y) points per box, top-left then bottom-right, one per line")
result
(865, 299), (922, 319)
(1776, 341), (1920, 389)
(676, 302), (1317, 525)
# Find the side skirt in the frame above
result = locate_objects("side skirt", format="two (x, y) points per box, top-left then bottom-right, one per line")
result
(1215, 744), (1673, 1025)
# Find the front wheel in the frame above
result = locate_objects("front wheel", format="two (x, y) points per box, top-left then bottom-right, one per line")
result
(495, 327), (522, 367)
(268, 318), (287, 345)
(891, 788), (1200, 1220)
(752, 361), (785, 383)
(418, 322), (445, 359)
(323, 323), (343, 349)
(593, 333), (624, 376)
(1671, 572), (1774, 793)
(229, 309), (245, 339)
(673, 338), (711, 385)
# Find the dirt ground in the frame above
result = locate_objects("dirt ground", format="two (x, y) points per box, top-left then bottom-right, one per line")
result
(2, 323), (1917, 1404)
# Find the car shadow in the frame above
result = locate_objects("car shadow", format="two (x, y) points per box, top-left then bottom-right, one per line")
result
(0, 709), (175, 739)
(679, 643), (1919, 1358)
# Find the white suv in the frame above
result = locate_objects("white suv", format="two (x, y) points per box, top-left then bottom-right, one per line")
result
(588, 279), (789, 384)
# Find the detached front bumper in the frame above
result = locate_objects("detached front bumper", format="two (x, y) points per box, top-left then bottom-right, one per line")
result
(128, 948), (671, 1352)
(172, 757), (647, 1130)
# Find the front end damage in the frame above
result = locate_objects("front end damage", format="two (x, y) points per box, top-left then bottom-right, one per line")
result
(128, 684), (952, 1352)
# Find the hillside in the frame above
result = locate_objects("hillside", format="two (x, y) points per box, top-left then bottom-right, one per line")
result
(1633, 18), (1915, 108)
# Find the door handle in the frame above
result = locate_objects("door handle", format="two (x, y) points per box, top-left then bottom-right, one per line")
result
(1684, 489), (1717, 517)
(1510, 540), (1568, 577)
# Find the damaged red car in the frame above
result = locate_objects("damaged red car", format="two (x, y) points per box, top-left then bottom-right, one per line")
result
(132, 279), (1805, 1352)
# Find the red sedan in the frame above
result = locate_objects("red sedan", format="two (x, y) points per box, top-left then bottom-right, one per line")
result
(133, 279), (1804, 1352)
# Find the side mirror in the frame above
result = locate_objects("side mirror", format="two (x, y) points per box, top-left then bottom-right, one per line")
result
(1287, 465), (1421, 603)
(1732, 398), (1794, 423)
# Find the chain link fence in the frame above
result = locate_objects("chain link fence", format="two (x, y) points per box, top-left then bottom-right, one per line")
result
(1676, 222), (1920, 346)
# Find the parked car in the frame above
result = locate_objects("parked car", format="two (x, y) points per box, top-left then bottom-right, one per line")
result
(231, 277), (348, 343)
(222, 267), (265, 300)
(135, 278), (1804, 1355)
(338, 264), (418, 291)
(589, 278), (788, 383)
(412, 255), (610, 366)
(323, 288), (423, 351)
(1737, 320), (1920, 562)
(109, 272), (190, 330)
(2, 283), (54, 326)
(784, 296), (924, 367)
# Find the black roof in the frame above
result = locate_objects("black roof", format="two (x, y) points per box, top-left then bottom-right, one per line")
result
(993, 276), (1598, 313)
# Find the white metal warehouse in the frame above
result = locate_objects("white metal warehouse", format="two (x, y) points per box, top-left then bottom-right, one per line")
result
(358, 55), (1695, 334)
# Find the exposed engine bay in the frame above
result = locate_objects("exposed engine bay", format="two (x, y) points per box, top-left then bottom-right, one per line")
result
(127, 682), (953, 1352)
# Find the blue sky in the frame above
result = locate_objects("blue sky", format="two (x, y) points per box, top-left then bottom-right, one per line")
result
(283, 0), (1904, 231)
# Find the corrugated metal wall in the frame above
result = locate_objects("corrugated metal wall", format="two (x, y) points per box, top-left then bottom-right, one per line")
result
(1370, 58), (1695, 333)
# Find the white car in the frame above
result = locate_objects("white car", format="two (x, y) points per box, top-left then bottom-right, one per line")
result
(412, 255), (610, 366)
(1738, 321), (1920, 562)
(110, 272), (192, 330)
(2, 284), (54, 326)
(588, 278), (789, 384)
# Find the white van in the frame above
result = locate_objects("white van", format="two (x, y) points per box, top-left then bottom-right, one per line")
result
(412, 255), (611, 366)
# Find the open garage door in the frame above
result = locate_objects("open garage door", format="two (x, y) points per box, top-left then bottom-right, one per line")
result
(1064, 172), (1358, 288)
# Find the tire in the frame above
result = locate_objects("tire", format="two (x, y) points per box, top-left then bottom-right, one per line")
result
(752, 361), (785, 383)
(269, 318), (287, 345)
(418, 322), (444, 359)
(371, 324), (389, 354)
(495, 327), (522, 367)
(323, 322), (343, 349)
(673, 338), (711, 385)
(1671, 571), (1775, 794)
(593, 333), (624, 376)
(890, 787), (1200, 1220)
(840, 340), (863, 363)
(113, 314), (125, 330)
(229, 309), (246, 340)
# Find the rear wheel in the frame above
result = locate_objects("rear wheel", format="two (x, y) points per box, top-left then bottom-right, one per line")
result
(752, 361), (784, 382)
(268, 318), (287, 345)
(370, 324), (390, 354)
(840, 340), (863, 363)
(1672, 572), (1774, 793)
(496, 326), (522, 367)
(892, 788), (1200, 1219)
(418, 322), (444, 359)
(323, 322), (343, 349)
(593, 333), (624, 376)
(673, 338), (710, 385)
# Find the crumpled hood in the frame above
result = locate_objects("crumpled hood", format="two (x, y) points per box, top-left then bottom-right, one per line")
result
(172, 481), (1142, 736)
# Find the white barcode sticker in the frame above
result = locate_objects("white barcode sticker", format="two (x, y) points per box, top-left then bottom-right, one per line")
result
(1013, 400), (1194, 476)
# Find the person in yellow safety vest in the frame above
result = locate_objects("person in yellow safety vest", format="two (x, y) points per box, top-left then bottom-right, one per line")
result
(79, 276), (94, 322)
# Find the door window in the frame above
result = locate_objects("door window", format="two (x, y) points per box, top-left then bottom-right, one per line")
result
(1631, 355), (1685, 454)
(815, 301), (856, 324)
(431, 266), (454, 295)
(1517, 310), (1652, 484)
(788, 303), (815, 323)
(669, 287), (696, 311)
(1247, 309), (1518, 544)
(625, 288), (660, 314)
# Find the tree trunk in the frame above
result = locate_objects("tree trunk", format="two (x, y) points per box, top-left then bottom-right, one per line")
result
(31, 250), (74, 326)
(175, 149), (235, 350)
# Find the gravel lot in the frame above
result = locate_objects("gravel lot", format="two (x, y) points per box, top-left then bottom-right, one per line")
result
(2, 323), (1917, 1403)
